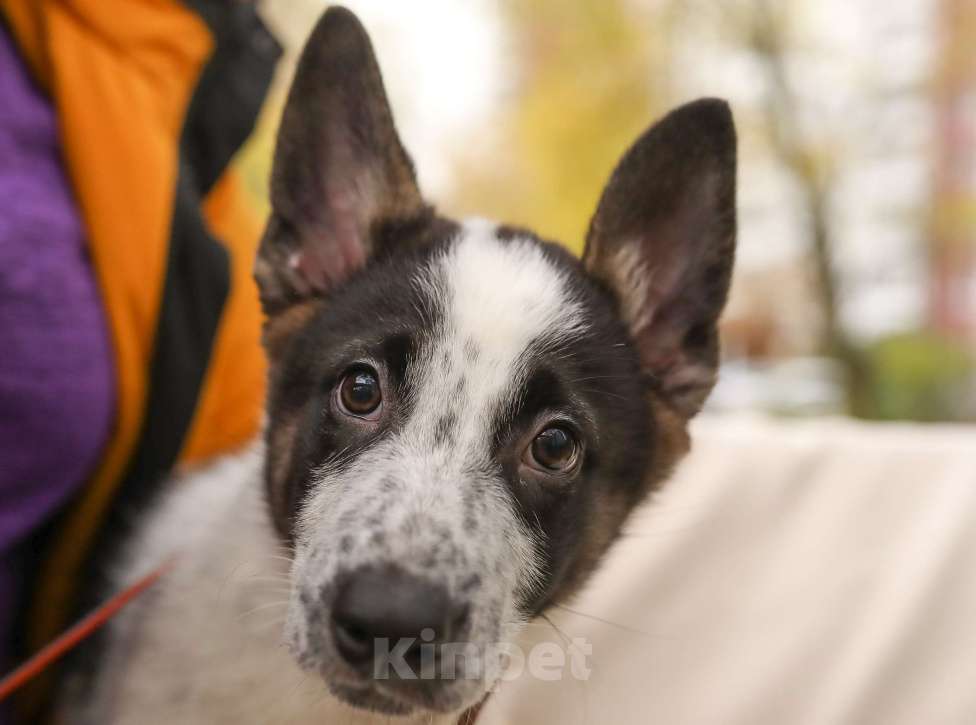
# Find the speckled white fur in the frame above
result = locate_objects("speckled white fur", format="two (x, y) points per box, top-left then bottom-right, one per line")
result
(61, 445), (457, 725)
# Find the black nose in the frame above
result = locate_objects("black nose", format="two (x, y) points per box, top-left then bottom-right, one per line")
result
(331, 566), (467, 670)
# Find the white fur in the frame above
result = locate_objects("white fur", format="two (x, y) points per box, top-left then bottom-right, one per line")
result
(427, 218), (587, 428)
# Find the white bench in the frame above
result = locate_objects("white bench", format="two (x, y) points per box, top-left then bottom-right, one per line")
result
(483, 415), (976, 725)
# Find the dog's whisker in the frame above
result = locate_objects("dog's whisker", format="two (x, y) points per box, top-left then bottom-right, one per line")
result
(241, 575), (293, 585)
(577, 388), (631, 402)
(618, 521), (711, 539)
(237, 600), (291, 622)
(540, 614), (597, 665)
(552, 604), (663, 638)
(568, 375), (634, 383)
(247, 589), (294, 600)
(542, 613), (593, 725)
(241, 569), (292, 579)
(267, 670), (313, 725)
(541, 613), (569, 644)
(248, 588), (293, 597)
(620, 510), (734, 538)
(247, 617), (288, 635)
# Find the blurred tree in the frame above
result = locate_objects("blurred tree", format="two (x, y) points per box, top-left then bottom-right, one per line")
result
(669, 0), (871, 412)
(739, 0), (877, 414)
(446, 0), (668, 254)
(675, 0), (958, 417)
(740, 0), (975, 420)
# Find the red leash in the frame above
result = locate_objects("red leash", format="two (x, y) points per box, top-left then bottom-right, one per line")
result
(0, 557), (487, 722)
(0, 558), (175, 702)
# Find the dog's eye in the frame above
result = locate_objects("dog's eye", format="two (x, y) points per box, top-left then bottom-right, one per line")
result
(338, 367), (382, 417)
(527, 426), (578, 472)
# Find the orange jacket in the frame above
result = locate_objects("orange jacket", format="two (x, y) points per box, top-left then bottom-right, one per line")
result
(0, 1), (278, 717)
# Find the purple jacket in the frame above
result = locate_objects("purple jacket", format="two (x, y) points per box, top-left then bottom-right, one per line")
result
(0, 20), (114, 689)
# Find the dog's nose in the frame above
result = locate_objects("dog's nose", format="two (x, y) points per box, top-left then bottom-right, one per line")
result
(331, 566), (467, 670)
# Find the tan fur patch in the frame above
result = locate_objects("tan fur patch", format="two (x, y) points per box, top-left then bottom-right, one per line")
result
(604, 243), (656, 335)
(262, 300), (320, 360)
(265, 412), (302, 537)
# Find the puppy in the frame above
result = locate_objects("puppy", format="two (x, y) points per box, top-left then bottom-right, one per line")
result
(63, 6), (737, 724)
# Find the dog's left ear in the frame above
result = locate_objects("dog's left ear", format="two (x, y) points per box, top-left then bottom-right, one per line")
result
(583, 98), (737, 418)
(255, 7), (427, 315)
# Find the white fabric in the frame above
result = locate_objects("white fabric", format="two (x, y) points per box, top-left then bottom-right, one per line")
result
(481, 415), (976, 725)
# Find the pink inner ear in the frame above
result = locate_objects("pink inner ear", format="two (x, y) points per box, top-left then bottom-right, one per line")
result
(327, 183), (368, 273)
(290, 246), (333, 294)
(290, 183), (369, 294)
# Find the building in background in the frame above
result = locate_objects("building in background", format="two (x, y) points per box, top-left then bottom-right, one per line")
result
(932, 0), (976, 343)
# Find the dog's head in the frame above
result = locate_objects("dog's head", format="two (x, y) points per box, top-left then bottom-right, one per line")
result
(255, 6), (735, 717)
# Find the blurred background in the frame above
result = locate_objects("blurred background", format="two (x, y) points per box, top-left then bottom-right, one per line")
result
(1, 4), (973, 720)
(242, 0), (976, 422)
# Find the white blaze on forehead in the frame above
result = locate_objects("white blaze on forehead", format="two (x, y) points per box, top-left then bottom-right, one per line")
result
(446, 219), (585, 354)
(408, 219), (587, 452)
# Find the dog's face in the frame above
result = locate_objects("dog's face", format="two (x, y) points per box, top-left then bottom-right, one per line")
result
(255, 7), (736, 718)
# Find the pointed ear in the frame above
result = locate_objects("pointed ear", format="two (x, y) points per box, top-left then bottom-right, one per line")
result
(583, 98), (737, 418)
(255, 7), (427, 314)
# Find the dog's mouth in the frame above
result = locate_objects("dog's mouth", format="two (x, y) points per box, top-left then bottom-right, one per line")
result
(326, 666), (476, 716)
(287, 597), (492, 717)
(329, 680), (416, 715)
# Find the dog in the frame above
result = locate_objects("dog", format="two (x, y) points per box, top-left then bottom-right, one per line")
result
(61, 6), (737, 724)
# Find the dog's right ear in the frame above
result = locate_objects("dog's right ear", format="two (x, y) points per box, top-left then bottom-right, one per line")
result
(255, 6), (427, 316)
(583, 99), (737, 419)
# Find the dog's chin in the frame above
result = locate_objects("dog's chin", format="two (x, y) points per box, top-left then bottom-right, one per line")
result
(328, 679), (482, 719)
(323, 666), (488, 719)
(329, 682), (416, 716)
